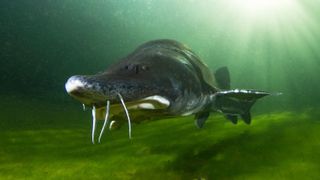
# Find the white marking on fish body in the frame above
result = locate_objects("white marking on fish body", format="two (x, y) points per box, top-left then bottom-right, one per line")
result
(240, 89), (248, 93)
(138, 103), (155, 109)
(142, 95), (170, 107)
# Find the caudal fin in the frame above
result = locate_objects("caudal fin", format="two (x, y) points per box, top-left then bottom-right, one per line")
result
(213, 89), (270, 124)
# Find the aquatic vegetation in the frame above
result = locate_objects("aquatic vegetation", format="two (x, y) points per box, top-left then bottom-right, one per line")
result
(1, 97), (319, 179)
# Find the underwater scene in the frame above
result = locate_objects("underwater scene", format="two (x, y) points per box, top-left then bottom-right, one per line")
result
(1, 0), (320, 179)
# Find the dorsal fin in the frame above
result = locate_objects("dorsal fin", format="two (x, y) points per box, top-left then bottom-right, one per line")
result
(214, 67), (230, 89)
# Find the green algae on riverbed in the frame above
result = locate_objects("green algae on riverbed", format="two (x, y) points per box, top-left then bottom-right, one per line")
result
(1, 104), (319, 179)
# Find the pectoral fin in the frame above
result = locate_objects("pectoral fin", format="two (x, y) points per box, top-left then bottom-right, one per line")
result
(194, 111), (210, 128)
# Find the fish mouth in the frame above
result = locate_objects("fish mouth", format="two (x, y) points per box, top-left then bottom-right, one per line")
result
(65, 75), (170, 144)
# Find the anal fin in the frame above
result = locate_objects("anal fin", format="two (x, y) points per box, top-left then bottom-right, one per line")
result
(226, 115), (238, 124)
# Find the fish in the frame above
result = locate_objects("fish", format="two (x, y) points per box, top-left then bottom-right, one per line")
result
(65, 39), (270, 144)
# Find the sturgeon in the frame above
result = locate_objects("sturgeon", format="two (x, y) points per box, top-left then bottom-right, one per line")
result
(65, 39), (270, 143)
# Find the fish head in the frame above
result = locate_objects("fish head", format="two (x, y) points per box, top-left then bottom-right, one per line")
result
(64, 55), (181, 109)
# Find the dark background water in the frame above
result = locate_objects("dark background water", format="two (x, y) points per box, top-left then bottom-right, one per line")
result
(1, 0), (320, 111)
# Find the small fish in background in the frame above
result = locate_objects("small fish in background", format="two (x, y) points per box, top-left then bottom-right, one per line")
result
(65, 39), (271, 144)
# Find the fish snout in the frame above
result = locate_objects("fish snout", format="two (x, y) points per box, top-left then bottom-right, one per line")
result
(65, 75), (108, 105)
(65, 75), (87, 94)
(65, 73), (154, 106)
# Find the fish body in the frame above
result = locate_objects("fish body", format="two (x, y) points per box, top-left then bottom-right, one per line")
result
(65, 39), (270, 143)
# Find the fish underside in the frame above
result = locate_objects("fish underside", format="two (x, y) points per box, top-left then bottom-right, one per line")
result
(65, 39), (272, 144)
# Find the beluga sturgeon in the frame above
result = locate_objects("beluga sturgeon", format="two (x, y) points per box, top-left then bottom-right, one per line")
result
(65, 39), (270, 144)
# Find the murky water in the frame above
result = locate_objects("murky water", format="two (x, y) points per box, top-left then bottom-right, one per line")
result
(1, 0), (320, 179)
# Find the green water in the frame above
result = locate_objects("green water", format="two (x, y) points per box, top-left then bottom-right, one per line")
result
(1, 0), (320, 179)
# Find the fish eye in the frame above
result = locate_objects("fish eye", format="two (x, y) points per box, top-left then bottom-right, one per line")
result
(123, 64), (149, 74)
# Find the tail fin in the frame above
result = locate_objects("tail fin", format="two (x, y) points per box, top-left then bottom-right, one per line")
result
(213, 89), (270, 124)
